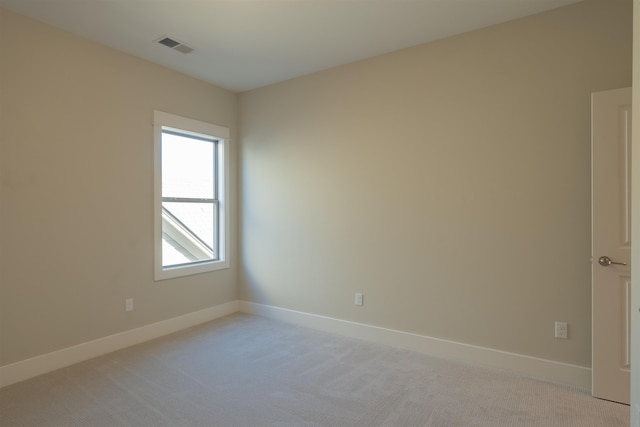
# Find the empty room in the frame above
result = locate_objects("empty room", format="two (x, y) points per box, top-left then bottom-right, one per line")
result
(0, 0), (638, 425)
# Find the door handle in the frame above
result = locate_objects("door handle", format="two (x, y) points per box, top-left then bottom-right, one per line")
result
(598, 256), (627, 267)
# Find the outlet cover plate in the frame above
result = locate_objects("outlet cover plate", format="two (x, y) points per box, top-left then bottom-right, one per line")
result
(555, 321), (567, 339)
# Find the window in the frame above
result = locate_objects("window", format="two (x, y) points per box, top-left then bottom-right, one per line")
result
(154, 111), (229, 280)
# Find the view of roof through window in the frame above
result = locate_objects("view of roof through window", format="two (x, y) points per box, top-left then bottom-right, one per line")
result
(161, 129), (218, 267)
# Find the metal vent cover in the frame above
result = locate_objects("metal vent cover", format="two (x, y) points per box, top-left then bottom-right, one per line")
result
(155, 36), (194, 54)
(173, 44), (194, 54)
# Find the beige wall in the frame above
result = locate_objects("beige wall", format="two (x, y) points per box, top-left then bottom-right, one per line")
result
(0, 0), (633, 375)
(631, 0), (639, 422)
(0, 9), (238, 366)
(240, 0), (632, 367)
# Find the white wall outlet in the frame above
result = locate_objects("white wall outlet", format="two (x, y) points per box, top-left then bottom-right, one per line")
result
(555, 321), (567, 339)
(355, 292), (363, 306)
(125, 298), (134, 312)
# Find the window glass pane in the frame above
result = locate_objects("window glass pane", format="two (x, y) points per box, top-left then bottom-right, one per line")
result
(161, 131), (214, 199)
(162, 201), (216, 267)
(162, 238), (194, 267)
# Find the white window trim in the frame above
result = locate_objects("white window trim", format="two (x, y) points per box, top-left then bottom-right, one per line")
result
(153, 110), (230, 280)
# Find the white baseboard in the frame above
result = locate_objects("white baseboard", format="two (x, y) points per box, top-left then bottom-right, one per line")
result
(239, 301), (592, 389)
(2, 300), (591, 391)
(0, 300), (240, 388)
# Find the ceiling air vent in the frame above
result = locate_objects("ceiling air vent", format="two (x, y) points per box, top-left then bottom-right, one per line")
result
(155, 36), (194, 54)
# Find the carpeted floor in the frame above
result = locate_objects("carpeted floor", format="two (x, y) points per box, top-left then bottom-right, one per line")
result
(0, 313), (630, 426)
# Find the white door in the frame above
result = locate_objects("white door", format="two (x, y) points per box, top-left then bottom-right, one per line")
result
(592, 87), (632, 404)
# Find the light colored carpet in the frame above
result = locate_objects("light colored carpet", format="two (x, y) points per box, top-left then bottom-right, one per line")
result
(0, 313), (629, 426)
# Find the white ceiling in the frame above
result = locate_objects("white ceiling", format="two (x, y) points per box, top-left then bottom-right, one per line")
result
(0, 0), (582, 92)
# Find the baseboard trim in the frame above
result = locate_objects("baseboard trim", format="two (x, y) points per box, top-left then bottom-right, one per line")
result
(2, 300), (591, 390)
(0, 300), (240, 388)
(239, 301), (591, 389)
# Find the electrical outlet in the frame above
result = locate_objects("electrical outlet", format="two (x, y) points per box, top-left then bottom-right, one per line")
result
(125, 298), (134, 312)
(555, 321), (567, 339)
(355, 293), (363, 306)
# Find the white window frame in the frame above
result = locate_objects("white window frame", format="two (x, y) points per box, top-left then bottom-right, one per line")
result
(153, 111), (230, 280)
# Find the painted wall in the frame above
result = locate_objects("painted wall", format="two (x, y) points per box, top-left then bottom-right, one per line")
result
(630, 0), (639, 424)
(0, 9), (238, 366)
(240, 0), (632, 368)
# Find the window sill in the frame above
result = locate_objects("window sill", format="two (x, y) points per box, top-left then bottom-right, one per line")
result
(154, 259), (230, 281)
